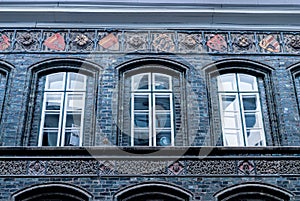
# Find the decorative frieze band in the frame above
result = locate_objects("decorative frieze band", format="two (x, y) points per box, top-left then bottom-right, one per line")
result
(1, 29), (300, 54)
(1, 158), (300, 177)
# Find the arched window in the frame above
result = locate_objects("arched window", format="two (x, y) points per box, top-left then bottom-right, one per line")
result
(118, 62), (187, 146)
(0, 61), (13, 127)
(11, 183), (92, 201)
(214, 182), (293, 201)
(205, 60), (277, 146)
(130, 72), (174, 146)
(39, 72), (87, 146)
(114, 182), (193, 201)
(217, 73), (265, 146)
(27, 59), (100, 146)
(290, 65), (300, 124)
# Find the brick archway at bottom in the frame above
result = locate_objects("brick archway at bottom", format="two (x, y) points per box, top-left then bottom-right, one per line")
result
(113, 182), (193, 201)
(11, 183), (92, 201)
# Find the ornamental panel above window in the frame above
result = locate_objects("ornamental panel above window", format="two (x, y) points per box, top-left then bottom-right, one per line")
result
(217, 73), (266, 146)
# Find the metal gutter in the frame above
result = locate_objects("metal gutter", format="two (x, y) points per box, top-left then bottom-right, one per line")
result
(0, 1), (300, 30)
(0, 7), (299, 14)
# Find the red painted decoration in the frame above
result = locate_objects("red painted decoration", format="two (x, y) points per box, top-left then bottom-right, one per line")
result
(0, 34), (10, 51)
(43, 33), (66, 51)
(259, 35), (280, 53)
(207, 34), (227, 52)
(98, 33), (119, 49)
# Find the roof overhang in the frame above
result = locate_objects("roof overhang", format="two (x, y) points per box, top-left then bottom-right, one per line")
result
(0, 1), (300, 30)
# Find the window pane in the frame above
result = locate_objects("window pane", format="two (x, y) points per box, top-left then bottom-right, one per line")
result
(218, 74), (237, 91)
(238, 74), (258, 91)
(46, 72), (64, 90)
(45, 94), (62, 110)
(246, 129), (265, 146)
(42, 130), (58, 146)
(155, 95), (170, 110)
(134, 113), (149, 128)
(44, 113), (60, 128)
(221, 95), (238, 111)
(66, 112), (82, 127)
(222, 112), (240, 129)
(156, 131), (171, 146)
(154, 74), (170, 90)
(155, 113), (171, 128)
(223, 129), (243, 146)
(64, 130), (80, 146)
(134, 95), (149, 110)
(244, 113), (261, 128)
(68, 73), (85, 90)
(67, 94), (84, 110)
(242, 95), (257, 111)
(134, 130), (149, 146)
(133, 74), (149, 90)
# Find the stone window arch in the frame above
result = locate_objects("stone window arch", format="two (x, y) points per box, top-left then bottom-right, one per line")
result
(113, 182), (193, 201)
(204, 59), (278, 146)
(214, 182), (294, 201)
(0, 60), (13, 143)
(11, 183), (93, 201)
(288, 62), (300, 125)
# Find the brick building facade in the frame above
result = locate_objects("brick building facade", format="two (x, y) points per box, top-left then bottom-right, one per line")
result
(0, 1), (300, 200)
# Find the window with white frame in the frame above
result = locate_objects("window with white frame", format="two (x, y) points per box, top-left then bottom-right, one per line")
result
(131, 72), (174, 146)
(39, 72), (86, 146)
(217, 73), (266, 146)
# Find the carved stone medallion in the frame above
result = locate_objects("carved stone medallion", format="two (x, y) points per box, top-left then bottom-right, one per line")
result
(128, 34), (144, 49)
(168, 161), (185, 175)
(178, 33), (202, 52)
(285, 34), (300, 53)
(238, 160), (255, 175)
(28, 161), (46, 175)
(124, 32), (148, 52)
(152, 33), (175, 52)
(234, 35), (251, 48)
(15, 32), (41, 51)
(206, 34), (227, 52)
(69, 32), (94, 51)
(99, 160), (115, 175)
(232, 33), (256, 53)
(288, 35), (300, 49)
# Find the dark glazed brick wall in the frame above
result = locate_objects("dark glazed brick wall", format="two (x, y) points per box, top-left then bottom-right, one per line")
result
(1, 176), (299, 201)
(0, 53), (299, 146)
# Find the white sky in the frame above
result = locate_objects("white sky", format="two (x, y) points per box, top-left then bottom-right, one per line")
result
(0, 0), (300, 5)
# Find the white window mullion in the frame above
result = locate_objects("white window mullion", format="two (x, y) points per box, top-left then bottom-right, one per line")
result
(79, 92), (85, 146)
(152, 93), (156, 147)
(38, 92), (48, 146)
(58, 73), (68, 146)
(170, 94), (174, 146)
(130, 94), (134, 146)
(256, 93), (266, 146)
(239, 93), (249, 146)
(60, 92), (68, 146)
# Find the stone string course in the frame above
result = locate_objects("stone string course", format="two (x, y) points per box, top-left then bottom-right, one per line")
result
(1, 29), (300, 54)
(0, 158), (299, 176)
